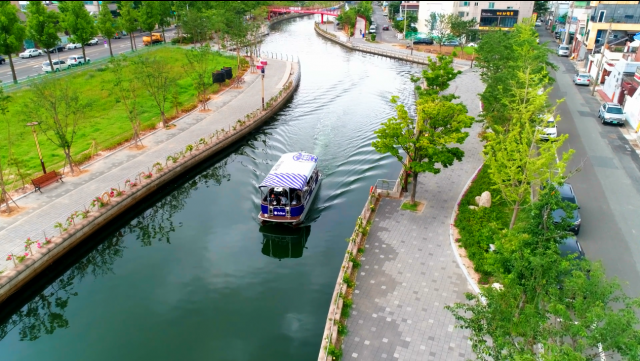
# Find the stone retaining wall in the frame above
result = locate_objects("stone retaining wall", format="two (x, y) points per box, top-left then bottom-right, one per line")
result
(0, 62), (301, 304)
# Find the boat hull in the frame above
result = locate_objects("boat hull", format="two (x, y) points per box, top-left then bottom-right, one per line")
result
(258, 177), (321, 225)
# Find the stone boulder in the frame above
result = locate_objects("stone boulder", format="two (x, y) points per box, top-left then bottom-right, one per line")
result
(475, 191), (491, 208)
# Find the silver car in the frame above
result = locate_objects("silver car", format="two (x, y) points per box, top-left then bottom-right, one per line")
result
(598, 102), (625, 125)
(573, 73), (591, 86)
(557, 45), (570, 57)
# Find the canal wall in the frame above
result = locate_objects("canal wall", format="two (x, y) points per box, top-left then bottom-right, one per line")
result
(0, 60), (302, 305)
(313, 23), (435, 66)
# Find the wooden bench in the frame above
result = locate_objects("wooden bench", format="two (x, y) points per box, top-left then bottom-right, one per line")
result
(31, 171), (63, 193)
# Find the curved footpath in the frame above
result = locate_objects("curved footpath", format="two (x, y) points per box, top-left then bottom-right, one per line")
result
(0, 55), (300, 302)
(340, 69), (485, 360)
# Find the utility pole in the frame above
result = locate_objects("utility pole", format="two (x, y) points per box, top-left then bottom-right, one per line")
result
(591, 22), (612, 96)
(403, 1), (408, 39)
(563, 6), (574, 45)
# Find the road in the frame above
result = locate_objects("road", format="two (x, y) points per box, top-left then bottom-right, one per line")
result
(371, 3), (401, 44)
(541, 28), (640, 297)
(0, 28), (178, 83)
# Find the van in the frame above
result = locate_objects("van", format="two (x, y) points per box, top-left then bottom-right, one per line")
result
(369, 24), (377, 34)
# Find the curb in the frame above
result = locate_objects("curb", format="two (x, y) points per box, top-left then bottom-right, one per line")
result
(448, 163), (483, 296)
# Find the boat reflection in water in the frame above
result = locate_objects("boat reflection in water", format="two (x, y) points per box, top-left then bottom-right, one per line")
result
(259, 224), (311, 260)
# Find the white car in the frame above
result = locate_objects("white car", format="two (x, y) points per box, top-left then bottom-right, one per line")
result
(42, 59), (70, 73)
(557, 45), (570, 57)
(535, 20), (542, 26)
(538, 116), (557, 140)
(67, 55), (90, 66)
(86, 38), (100, 46)
(19, 49), (42, 58)
(66, 43), (82, 50)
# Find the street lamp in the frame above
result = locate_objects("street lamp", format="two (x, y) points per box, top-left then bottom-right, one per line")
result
(257, 59), (267, 110)
(26, 122), (47, 174)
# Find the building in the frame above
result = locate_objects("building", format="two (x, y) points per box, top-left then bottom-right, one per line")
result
(452, 1), (535, 29)
(400, 2), (420, 16)
(622, 67), (640, 131)
(417, 1), (456, 34)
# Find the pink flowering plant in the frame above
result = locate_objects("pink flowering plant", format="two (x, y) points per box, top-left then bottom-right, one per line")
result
(24, 237), (36, 256)
(125, 178), (138, 188)
(91, 196), (106, 209)
(142, 172), (153, 180)
(110, 187), (125, 197)
(6, 254), (16, 267)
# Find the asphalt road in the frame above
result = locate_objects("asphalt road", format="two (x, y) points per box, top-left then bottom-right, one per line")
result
(541, 28), (640, 297)
(0, 28), (178, 83)
(371, 4), (400, 44)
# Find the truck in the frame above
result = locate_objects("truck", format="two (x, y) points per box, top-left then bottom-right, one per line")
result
(143, 33), (163, 46)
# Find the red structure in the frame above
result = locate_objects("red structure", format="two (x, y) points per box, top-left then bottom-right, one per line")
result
(267, 6), (341, 24)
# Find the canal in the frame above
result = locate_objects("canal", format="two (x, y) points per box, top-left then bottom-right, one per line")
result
(0, 17), (419, 360)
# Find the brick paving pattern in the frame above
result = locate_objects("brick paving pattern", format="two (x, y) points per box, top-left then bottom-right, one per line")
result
(342, 69), (485, 360)
(0, 59), (294, 266)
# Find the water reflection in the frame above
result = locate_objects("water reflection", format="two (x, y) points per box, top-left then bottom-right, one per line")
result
(0, 236), (125, 342)
(259, 225), (311, 260)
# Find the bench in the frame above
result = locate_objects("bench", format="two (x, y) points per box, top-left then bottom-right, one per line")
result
(31, 171), (63, 193)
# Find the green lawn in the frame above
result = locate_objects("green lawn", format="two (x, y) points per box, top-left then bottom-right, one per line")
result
(0, 47), (241, 189)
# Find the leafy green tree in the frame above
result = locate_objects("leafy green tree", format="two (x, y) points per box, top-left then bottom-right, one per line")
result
(0, 84), (19, 213)
(336, 9), (357, 37)
(59, 1), (97, 60)
(109, 55), (143, 146)
(29, 78), (86, 175)
(447, 187), (640, 360)
(411, 54), (461, 100)
(449, 14), (477, 46)
(25, 1), (61, 72)
(534, 1), (550, 16)
(183, 45), (216, 111)
(156, 1), (174, 43)
(423, 13), (452, 52)
(0, 2), (27, 84)
(97, 2), (117, 58)
(133, 55), (174, 128)
(181, 9), (211, 45)
(119, 1), (139, 52)
(138, 1), (159, 35)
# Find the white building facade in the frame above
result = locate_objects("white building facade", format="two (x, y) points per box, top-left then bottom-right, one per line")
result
(417, 1), (455, 34)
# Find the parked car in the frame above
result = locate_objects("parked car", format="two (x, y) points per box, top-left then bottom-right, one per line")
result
(0, 55), (5, 65)
(573, 73), (591, 86)
(42, 59), (70, 73)
(443, 39), (460, 47)
(19, 48), (43, 58)
(382, 25), (389, 31)
(554, 32), (562, 39)
(44, 45), (65, 53)
(113, 32), (123, 39)
(537, 115), (557, 140)
(535, 20), (542, 27)
(86, 38), (100, 46)
(67, 55), (90, 66)
(558, 236), (585, 260)
(598, 102), (626, 125)
(549, 183), (581, 235)
(413, 37), (434, 45)
(66, 43), (82, 50)
(557, 45), (570, 57)
(369, 24), (377, 34)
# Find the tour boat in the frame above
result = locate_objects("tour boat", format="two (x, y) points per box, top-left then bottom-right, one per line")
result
(258, 152), (321, 224)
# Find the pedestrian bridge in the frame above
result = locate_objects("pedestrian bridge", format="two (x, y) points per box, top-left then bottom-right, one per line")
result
(267, 6), (341, 22)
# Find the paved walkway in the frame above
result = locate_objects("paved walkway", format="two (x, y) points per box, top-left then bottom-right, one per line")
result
(0, 57), (295, 270)
(342, 69), (485, 360)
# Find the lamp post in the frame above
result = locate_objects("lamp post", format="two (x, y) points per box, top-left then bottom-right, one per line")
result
(26, 122), (47, 174)
(257, 59), (267, 110)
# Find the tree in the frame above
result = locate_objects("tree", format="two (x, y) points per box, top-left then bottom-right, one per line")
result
(423, 13), (452, 52)
(138, 1), (158, 35)
(59, 1), (98, 60)
(29, 78), (85, 175)
(446, 187), (640, 360)
(449, 14), (477, 46)
(25, 1), (61, 73)
(0, 2), (27, 84)
(97, 2), (117, 58)
(119, 1), (139, 52)
(134, 55), (174, 128)
(412, 54), (461, 100)
(183, 45), (216, 110)
(181, 9), (211, 45)
(483, 65), (573, 229)
(109, 55), (143, 147)
(0, 85), (19, 213)
(156, 1), (173, 43)
(534, 1), (550, 16)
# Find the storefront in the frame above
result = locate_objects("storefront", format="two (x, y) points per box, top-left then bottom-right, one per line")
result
(478, 9), (520, 31)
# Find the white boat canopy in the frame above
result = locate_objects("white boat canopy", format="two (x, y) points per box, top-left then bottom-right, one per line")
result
(259, 152), (318, 190)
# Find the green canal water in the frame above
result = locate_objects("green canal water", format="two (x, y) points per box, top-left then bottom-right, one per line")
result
(0, 17), (419, 360)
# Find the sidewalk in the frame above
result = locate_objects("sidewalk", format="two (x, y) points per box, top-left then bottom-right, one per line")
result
(342, 69), (485, 360)
(0, 57), (293, 270)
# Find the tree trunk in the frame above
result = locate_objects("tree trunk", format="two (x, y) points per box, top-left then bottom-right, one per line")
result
(410, 172), (418, 204)
(8, 54), (17, 84)
(82, 45), (87, 61)
(129, 33), (135, 51)
(0, 162), (12, 213)
(402, 169), (408, 192)
(46, 52), (54, 75)
(133, 31), (138, 50)
(161, 111), (168, 128)
(108, 38), (113, 58)
(509, 200), (520, 230)
(64, 148), (76, 175)
(161, 27), (166, 43)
